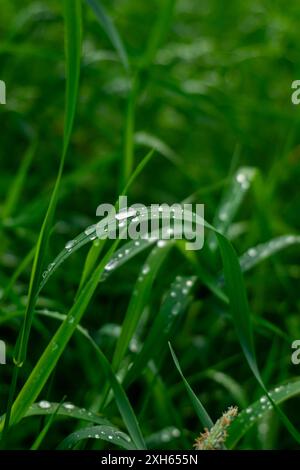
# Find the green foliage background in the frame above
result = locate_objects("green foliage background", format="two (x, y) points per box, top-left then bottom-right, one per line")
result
(0, 0), (300, 450)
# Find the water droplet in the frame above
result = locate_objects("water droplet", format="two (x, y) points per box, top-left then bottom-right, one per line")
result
(142, 265), (150, 275)
(172, 302), (181, 315)
(108, 435), (113, 440)
(39, 400), (51, 409)
(95, 434), (100, 439)
(134, 241), (140, 247)
(65, 240), (76, 252)
(260, 396), (267, 403)
(68, 316), (75, 324)
(115, 209), (136, 221)
(219, 211), (228, 221)
(248, 248), (257, 257)
(118, 253), (123, 258)
(161, 432), (171, 442)
(236, 173), (246, 184)
(182, 288), (188, 294)
(172, 428), (180, 437)
(104, 259), (118, 271)
(170, 291), (177, 298)
(48, 262), (55, 271)
(63, 402), (75, 410)
(246, 407), (252, 414)
(130, 339), (139, 352)
(186, 279), (193, 287)
(42, 270), (48, 279)
(157, 240), (166, 248)
(85, 225), (96, 236)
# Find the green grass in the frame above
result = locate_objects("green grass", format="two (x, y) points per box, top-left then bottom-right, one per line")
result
(0, 0), (300, 451)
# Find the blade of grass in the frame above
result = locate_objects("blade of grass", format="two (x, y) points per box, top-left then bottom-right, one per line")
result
(14, 0), (82, 367)
(227, 380), (300, 448)
(2, 140), (37, 219)
(58, 425), (135, 450)
(169, 343), (213, 429)
(85, 0), (129, 72)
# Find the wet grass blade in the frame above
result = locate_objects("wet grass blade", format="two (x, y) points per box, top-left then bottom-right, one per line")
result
(58, 425), (135, 450)
(169, 343), (213, 429)
(227, 380), (300, 448)
(208, 167), (257, 251)
(23, 402), (111, 426)
(216, 232), (300, 443)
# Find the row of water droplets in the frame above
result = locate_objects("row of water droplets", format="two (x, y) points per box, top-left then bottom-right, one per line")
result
(235, 383), (293, 432)
(240, 235), (300, 272)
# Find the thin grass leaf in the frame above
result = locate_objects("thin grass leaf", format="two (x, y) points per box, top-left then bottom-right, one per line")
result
(208, 167), (257, 251)
(85, 0), (129, 72)
(30, 400), (63, 450)
(135, 131), (180, 164)
(14, 0), (82, 367)
(142, 0), (176, 67)
(227, 380), (300, 448)
(122, 75), (138, 187)
(2, 140), (37, 219)
(169, 343), (213, 430)
(58, 425), (134, 450)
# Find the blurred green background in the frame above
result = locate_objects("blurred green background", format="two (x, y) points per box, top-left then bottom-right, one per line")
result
(0, 0), (300, 450)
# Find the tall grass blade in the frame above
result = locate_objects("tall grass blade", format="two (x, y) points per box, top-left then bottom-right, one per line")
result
(85, 0), (129, 72)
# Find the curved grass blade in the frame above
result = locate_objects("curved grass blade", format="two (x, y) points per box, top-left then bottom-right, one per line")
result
(208, 167), (257, 251)
(142, 0), (176, 68)
(227, 380), (300, 448)
(85, 0), (129, 72)
(23, 402), (110, 426)
(216, 232), (300, 443)
(169, 343), (213, 430)
(78, 149), (155, 291)
(125, 276), (196, 386)
(58, 425), (134, 450)
(239, 235), (300, 272)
